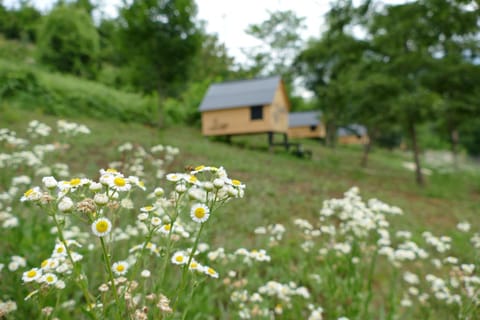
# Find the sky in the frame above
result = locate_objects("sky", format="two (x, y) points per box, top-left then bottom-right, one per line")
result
(7, 0), (331, 62)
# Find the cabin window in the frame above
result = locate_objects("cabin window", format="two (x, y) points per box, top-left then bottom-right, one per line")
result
(310, 125), (317, 132)
(250, 105), (263, 120)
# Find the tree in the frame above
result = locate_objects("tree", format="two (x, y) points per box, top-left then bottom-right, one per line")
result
(366, 0), (480, 184)
(37, 5), (99, 78)
(348, 65), (402, 167)
(117, 0), (202, 128)
(418, 0), (480, 165)
(244, 10), (306, 81)
(0, 1), (41, 42)
(295, 33), (368, 146)
(190, 32), (235, 82)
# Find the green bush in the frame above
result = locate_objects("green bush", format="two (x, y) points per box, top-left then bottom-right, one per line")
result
(0, 59), (156, 125)
(37, 6), (99, 78)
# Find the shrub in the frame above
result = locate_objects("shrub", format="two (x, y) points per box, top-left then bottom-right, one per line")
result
(37, 6), (99, 79)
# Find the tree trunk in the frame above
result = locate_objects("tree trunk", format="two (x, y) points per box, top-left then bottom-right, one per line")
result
(408, 121), (424, 186)
(157, 85), (164, 129)
(450, 129), (459, 169)
(361, 128), (376, 168)
(361, 139), (372, 167)
(326, 121), (337, 148)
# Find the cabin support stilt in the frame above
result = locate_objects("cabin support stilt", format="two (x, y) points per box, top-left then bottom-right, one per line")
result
(268, 132), (274, 152)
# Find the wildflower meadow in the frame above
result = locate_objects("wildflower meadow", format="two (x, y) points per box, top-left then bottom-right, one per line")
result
(0, 119), (479, 320)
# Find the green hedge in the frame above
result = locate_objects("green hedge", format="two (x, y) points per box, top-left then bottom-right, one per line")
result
(0, 59), (157, 125)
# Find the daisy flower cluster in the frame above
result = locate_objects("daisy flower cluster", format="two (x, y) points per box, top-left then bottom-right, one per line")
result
(0, 128), (28, 147)
(230, 280), (311, 319)
(27, 120), (52, 139)
(15, 159), (249, 319)
(290, 187), (479, 319)
(56, 119), (91, 136)
(254, 223), (286, 246)
(111, 142), (179, 179)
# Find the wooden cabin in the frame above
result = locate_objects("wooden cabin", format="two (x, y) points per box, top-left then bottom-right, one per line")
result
(288, 111), (326, 139)
(337, 124), (369, 145)
(199, 76), (290, 137)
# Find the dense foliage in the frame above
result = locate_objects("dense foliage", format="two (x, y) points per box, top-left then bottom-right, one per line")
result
(37, 5), (100, 78)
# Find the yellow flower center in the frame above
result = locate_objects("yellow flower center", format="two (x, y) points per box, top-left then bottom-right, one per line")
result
(232, 179), (241, 186)
(106, 168), (118, 173)
(116, 265), (125, 272)
(56, 247), (64, 253)
(139, 181), (145, 187)
(46, 275), (54, 282)
(207, 268), (216, 275)
(164, 224), (171, 231)
(41, 260), (48, 268)
(190, 261), (198, 268)
(27, 270), (37, 278)
(70, 178), (81, 186)
(195, 165), (205, 171)
(146, 242), (153, 249)
(114, 177), (126, 187)
(143, 206), (153, 211)
(96, 220), (109, 233)
(24, 189), (34, 197)
(194, 207), (206, 219)
(189, 175), (197, 183)
(175, 256), (184, 263)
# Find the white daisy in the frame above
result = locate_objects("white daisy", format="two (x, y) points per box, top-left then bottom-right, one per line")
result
(141, 269), (151, 278)
(58, 197), (74, 212)
(109, 175), (131, 192)
(91, 218), (112, 237)
(42, 176), (58, 189)
(112, 261), (129, 276)
(204, 266), (219, 278)
(140, 205), (155, 212)
(190, 203), (210, 223)
(94, 193), (109, 205)
(137, 213), (149, 221)
(188, 260), (202, 272)
(151, 217), (162, 226)
(22, 268), (42, 282)
(89, 182), (103, 192)
(20, 187), (42, 202)
(171, 251), (187, 265)
(42, 273), (58, 285)
(159, 224), (172, 234)
(52, 243), (67, 258)
(166, 173), (183, 182)
(153, 187), (164, 197)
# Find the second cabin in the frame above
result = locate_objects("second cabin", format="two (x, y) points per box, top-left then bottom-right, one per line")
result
(288, 111), (325, 139)
(199, 76), (290, 137)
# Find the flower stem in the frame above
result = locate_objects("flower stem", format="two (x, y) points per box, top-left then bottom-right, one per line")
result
(99, 236), (122, 320)
(52, 214), (97, 320)
(172, 222), (205, 312)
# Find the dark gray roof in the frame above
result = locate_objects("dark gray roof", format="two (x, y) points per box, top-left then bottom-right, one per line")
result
(289, 111), (321, 128)
(199, 76), (282, 112)
(337, 124), (368, 137)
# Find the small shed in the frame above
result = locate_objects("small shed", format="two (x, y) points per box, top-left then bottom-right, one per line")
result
(199, 76), (290, 137)
(337, 124), (369, 145)
(288, 111), (325, 139)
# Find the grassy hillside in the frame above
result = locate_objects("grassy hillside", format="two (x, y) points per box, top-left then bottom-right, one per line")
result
(2, 107), (479, 244)
(1, 106), (480, 319)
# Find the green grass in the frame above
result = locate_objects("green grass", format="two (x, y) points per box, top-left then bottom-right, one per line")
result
(1, 107), (479, 319)
(2, 108), (479, 243)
